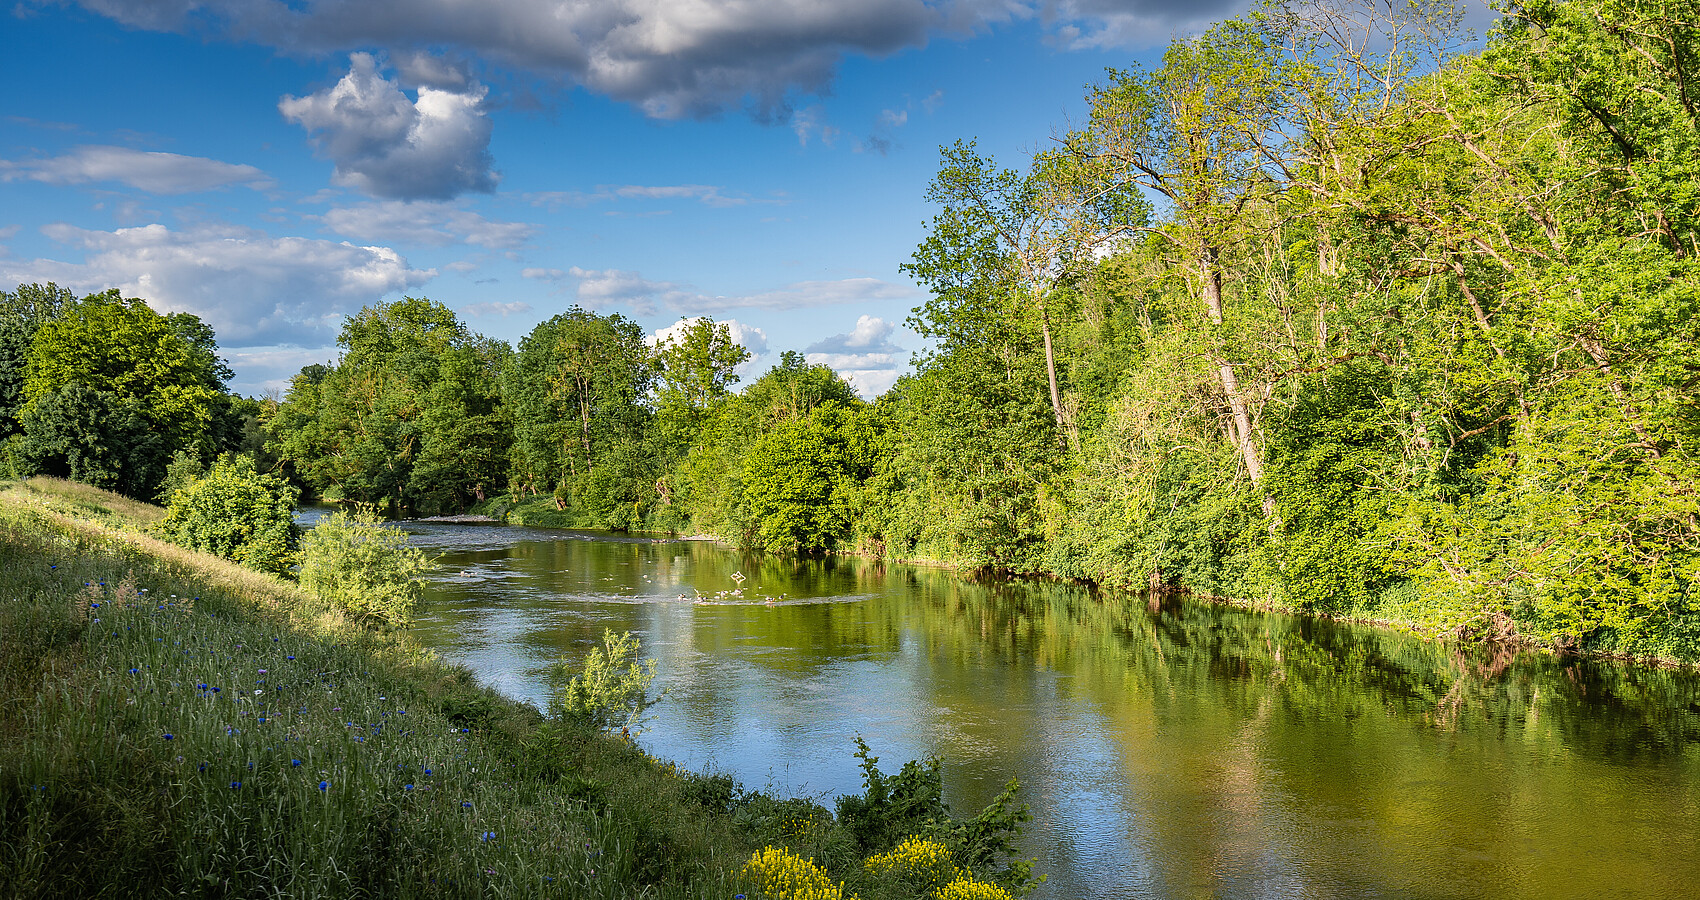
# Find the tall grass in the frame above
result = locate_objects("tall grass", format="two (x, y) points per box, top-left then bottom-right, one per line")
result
(0, 478), (1037, 900)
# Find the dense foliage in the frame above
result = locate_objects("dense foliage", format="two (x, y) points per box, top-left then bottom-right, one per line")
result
(156, 454), (300, 575)
(10, 0), (1700, 660)
(297, 509), (432, 628)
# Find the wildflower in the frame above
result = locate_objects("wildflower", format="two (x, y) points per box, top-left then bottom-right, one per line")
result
(230, 781), (241, 789)
(287, 656), (295, 660)
(319, 781), (329, 791)
(163, 734), (174, 740)
(462, 802), (473, 808)
(423, 768), (433, 775)
(128, 668), (139, 674)
(292, 759), (301, 767)
(481, 832), (496, 842)
(404, 784), (414, 791)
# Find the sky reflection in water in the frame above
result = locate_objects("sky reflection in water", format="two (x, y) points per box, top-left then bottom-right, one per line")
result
(390, 520), (1700, 900)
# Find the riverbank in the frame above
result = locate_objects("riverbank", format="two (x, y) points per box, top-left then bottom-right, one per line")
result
(0, 478), (1035, 899)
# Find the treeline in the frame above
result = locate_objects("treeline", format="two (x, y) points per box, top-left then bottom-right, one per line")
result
(9, 0), (1700, 660)
(265, 0), (1700, 659)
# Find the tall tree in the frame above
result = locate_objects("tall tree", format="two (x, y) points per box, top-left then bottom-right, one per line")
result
(268, 298), (509, 515)
(504, 307), (653, 524)
(1080, 19), (1292, 487)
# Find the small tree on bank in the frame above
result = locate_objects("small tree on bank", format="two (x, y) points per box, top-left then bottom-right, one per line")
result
(157, 454), (298, 575)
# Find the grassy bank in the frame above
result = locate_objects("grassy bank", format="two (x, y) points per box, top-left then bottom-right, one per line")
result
(0, 478), (1033, 899)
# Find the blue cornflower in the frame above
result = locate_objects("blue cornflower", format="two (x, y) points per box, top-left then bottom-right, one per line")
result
(163, 734), (173, 740)
(461, 801), (473, 808)
(230, 781), (241, 789)
(404, 784), (414, 791)
(128, 668), (139, 674)
(480, 832), (496, 842)
(291, 759), (301, 767)
(423, 768), (433, 775)
(319, 781), (329, 791)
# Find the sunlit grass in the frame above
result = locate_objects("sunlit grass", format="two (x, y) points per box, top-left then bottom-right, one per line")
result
(0, 477), (1035, 899)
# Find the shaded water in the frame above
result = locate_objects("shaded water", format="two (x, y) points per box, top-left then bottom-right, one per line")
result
(386, 520), (1700, 899)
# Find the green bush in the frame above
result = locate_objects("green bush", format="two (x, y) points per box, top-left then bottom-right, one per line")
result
(156, 454), (298, 575)
(298, 508), (431, 628)
(548, 629), (659, 731)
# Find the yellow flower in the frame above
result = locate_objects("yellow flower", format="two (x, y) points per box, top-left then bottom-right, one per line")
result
(864, 836), (958, 891)
(743, 846), (848, 900)
(934, 877), (1015, 900)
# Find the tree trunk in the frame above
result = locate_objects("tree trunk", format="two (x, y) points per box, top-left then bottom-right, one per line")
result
(1036, 293), (1075, 449)
(1201, 255), (1266, 486)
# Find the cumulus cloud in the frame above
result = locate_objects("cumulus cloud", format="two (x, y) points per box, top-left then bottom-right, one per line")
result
(1044, 0), (1245, 48)
(314, 200), (534, 248)
(60, 0), (1289, 119)
(0, 221), (433, 346)
(280, 53), (496, 200)
(649, 316), (770, 356)
(805, 314), (906, 398)
(0, 145), (272, 194)
(649, 315), (771, 381)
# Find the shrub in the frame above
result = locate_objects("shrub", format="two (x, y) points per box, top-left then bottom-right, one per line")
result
(548, 629), (659, 731)
(298, 508), (430, 627)
(156, 454), (298, 575)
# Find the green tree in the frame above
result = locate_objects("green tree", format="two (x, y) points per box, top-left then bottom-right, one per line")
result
(15, 382), (165, 497)
(157, 454), (300, 575)
(25, 290), (232, 464)
(742, 403), (879, 553)
(268, 299), (509, 515)
(0, 283), (78, 440)
(503, 307), (654, 527)
(298, 509), (432, 628)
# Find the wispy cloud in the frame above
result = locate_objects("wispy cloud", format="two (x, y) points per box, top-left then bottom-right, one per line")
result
(0, 145), (272, 194)
(523, 183), (769, 211)
(557, 267), (918, 316)
(313, 200), (534, 249)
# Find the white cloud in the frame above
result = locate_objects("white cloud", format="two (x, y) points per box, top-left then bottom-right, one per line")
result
(558, 267), (917, 316)
(221, 344), (340, 396)
(314, 200), (534, 248)
(521, 267), (569, 281)
(280, 53), (496, 200)
(523, 184), (759, 210)
(649, 316), (770, 356)
(649, 315), (770, 381)
(461, 300), (532, 318)
(805, 314), (906, 399)
(1, 222), (433, 346)
(0, 145), (272, 194)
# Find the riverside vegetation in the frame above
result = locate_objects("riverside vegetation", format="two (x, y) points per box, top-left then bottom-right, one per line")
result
(0, 3), (1696, 653)
(0, 477), (1038, 898)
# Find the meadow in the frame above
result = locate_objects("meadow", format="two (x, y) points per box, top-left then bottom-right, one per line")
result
(0, 478), (1029, 899)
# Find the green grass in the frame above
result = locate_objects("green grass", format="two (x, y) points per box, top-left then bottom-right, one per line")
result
(0, 478), (1038, 899)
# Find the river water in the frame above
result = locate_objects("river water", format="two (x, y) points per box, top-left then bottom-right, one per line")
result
(382, 520), (1700, 899)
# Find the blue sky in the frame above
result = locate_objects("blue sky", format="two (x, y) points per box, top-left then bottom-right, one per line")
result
(1, 0), (1488, 398)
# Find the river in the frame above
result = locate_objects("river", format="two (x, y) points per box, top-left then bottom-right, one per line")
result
(379, 519), (1700, 899)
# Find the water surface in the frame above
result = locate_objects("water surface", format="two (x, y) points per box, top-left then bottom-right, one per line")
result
(385, 520), (1700, 899)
